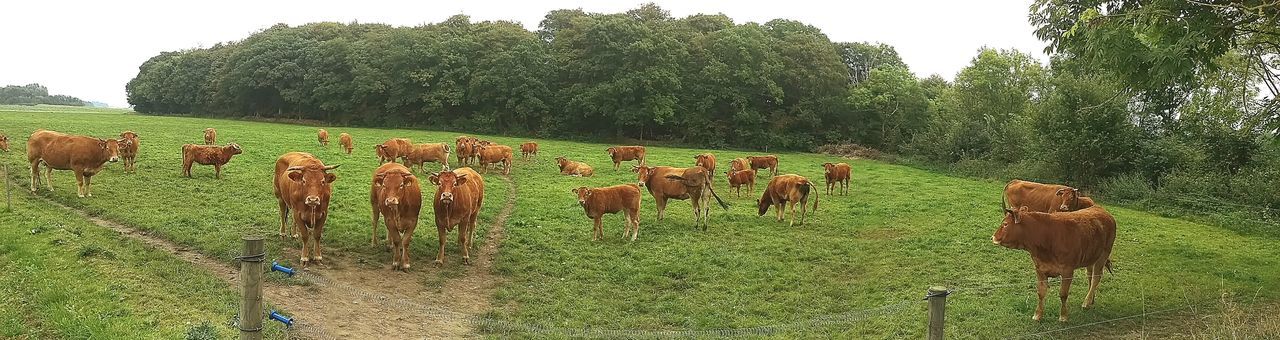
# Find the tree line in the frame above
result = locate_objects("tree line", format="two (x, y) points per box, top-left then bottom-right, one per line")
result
(127, 3), (1280, 216)
(1, 83), (85, 106)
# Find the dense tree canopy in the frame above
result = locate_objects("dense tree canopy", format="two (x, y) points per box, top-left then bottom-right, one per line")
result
(0, 83), (85, 106)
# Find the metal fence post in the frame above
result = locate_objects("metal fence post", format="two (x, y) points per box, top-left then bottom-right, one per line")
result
(927, 286), (949, 340)
(239, 236), (265, 340)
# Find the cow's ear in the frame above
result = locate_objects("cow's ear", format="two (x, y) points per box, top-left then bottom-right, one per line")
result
(1055, 188), (1066, 196)
(375, 174), (385, 186)
(288, 171), (304, 182)
(571, 188), (578, 194)
(1014, 206), (1028, 223)
(97, 139), (108, 149)
(324, 173), (338, 183)
(455, 174), (468, 185)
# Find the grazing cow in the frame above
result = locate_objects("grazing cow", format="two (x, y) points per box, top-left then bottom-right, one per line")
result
(429, 167), (484, 265)
(1004, 179), (1085, 213)
(118, 131), (139, 173)
(992, 205), (1117, 322)
(370, 163), (422, 271)
(664, 166), (729, 230)
(475, 144), (513, 175)
(406, 143), (450, 173)
(317, 129), (329, 146)
(203, 128), (216, 145)
(0, 134), (9, 152)
(555, 156), (594, 177)
(26, 130), (122, 198)
(747, 155), (779, 177)
(455, 136), (477, 166)
(272, 152), (339, 266)
(694, 153), (716, 181)
(338, 133), (353, 154)
(756, 174), (818, 226)
(606, 146), (646, 170)
(376, 138), (413, 164)
(822, 162), (851, 196)
(181, 143), (242, 179)
(572, 184), (642, 241)
(520, 142), (539, 160)
(730, 158), (748, 172)
(726, 169), (756, 198)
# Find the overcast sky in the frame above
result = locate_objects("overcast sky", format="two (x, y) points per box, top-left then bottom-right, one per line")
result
(0, 0), (1047, 107)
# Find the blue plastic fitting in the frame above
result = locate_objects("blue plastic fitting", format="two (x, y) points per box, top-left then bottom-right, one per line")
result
(269, 310), (294, 327)
(271, 261), (295, 277)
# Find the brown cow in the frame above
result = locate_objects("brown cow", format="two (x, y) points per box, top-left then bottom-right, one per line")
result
(607, 146), (646, 170)
(664, 166), (729, 230)
(475, 144), (513, 175)
(27, 130), (122, 198)
(822, 162), (851, 196)
(272, 152), (339, 266)
(992, 205), (1117, 322)
(338, 133), (353, 154)
(572, 184), (642, 241)
(747, 155), (779, 177)
(0, 134), (9, 152)
(377, 138), (413, 164)
(455, 136), (477, 166)
(118, 131), (139, 173)
(203, 128), (216, 145)
(520, 142), (539, 160)
(429, 167), (484, 265)
(406, 143), (450, 173)
(181, 143), (242, 179)
(730, 158), (748, 172)
(726, 169), (756, 198)
(694, 153), (716, 181)
(370, 163), (422, 271)
(555, 156), (594, 177)
(1004, 179), (1085, 213)
(756, 174), (818, 226)
(317, 129), (329, 146)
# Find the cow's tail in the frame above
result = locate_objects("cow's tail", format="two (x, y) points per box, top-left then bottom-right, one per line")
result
(809, 182), (818, 212)
(706, 180), (729, 210)
(1105, 259), (1114, 274)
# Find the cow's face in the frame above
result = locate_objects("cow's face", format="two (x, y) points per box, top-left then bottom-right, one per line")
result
(571, 187), (592, 206)
(1055, 188), (1081, 212)
(555, 157), (569, 170)
(100, 139), (121, 162)
(227, 143), (243, 156)
(606, 147), (616, 156)
(695, 154), (709, 166)
(633, 165), (655, 186)
(120, 131), (138, 141)
(429, 171), (468, 205)
(0, 135), (8, 152)
(375, 170), (415, 208)
(822, 163), (835, 173)
(287, 164), (339, 207)
(992, 207), (1026, 248)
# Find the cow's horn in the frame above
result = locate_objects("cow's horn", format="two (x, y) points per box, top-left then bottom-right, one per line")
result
(323, 165), (340, 171)
(286, 166), (304, 171)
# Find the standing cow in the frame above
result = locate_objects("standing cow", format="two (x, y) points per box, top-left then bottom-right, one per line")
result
(455, 136), (477, 166)
(272, 152), (339, 266)
(317, 129), (329, 146)
(664, 166), (729, 230)
(520, 142), (539, 160)
(475, 144), (513, 175)
(730, 158), (749, 172)
(573, 184), (642, 241)
(338, 133), (354, 154)
(370, 163), (422, 271)
(406, 143), (450, 173)
(747, 155), (779, 177)
(429, 167), (484, 265)
(118, 131), (139, 173)
(27, 130), (122, 198)
(694, 153), (717, 182)
(181, 143), (242, 179)
(726, 168), (756, 198)
(822, 162), (851, 196)
(0, 134), (9, 152)
(635, 165), (727, 230)
(377, 138), (413, 164)
(757, 174), (818, 226)
(1004, 179), (1085, 213)
(203, 128), (216, 145)
(993, 204), (1116, 322)
(607, 146), (647, 170)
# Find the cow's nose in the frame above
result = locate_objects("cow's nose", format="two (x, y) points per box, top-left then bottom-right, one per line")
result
(305, 196), (321, 206)
(385, 197), (399, 206)
(109, 157), (119, 162)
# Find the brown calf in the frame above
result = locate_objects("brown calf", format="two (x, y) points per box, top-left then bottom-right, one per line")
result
(694, 153), (716, 181)
(747, 155), (779, 177)
(406, 143), (450, 173)
(377, 138), (413, 164)
(993, 205), (1116, 322)
(338, 133), (353, 154)
(520, 142), (539, 160)
(181, 143), (242, 179)
(203, 128), (216, 145)
(0, 134), (9, 152)
(272, 152), (339, 266)
(822, 162), (851, 196)
(476, 144), (513, 175)
(607, 146), (646, 170)
(726, 169), (756, 198)
(27, 130), (122, 198)
(317, 129), (329, 146)
(664, 166), (729, 230)
(1003, 179), (1085, 213)
(757, 174), (818, 226)
(573, 184), (642, 241)
(555, 156), (594, 177)
(118, 131), (139, 173)
(370, 163), (422, 271)
(455, 136), (477, 166)
(430, 167), (485, 265)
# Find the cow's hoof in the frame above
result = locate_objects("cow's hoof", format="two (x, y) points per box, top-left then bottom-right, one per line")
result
(401, 263), (411, 271)
(300, 257), (310, 265)
(1032, 314), (1041, 321)
(462, 257), (471, 265)
(1081, 302), (1091, 308)
(77, 194), (85, 198)
(86, 193), (92, 197)
(313, 256), (322, 263)
(433, 260), (443, 267)
(392, 261), (400, 269)
(1058, 316), (1068, 323)
(291, 234), (299, 239)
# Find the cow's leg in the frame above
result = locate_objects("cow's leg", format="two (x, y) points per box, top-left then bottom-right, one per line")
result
(214, 164), (223, 179)
(312, 224), (325, 264)
(630, 210), (640, 241)
(798, 198), (807, 225)
(296, 214), (310, 266)
(29, 161), (39, 192)
(656, 197), (667, 221)
(400, 229), (415, 270)
(1034, 272), (1048, 321)
(435, 227), (447, 266)
(459, 220), (472, 265)
(371, 208), (383, 248)
(1083, 263), (1101, 308)
(45, 166), (54, 191)
(1058, 271), (1073, 322)
(74, 170), (85, 198)
(775, 202), (784, 222)
(387, 224), (403, 270)
(84, 174), (93, 197)
(787, 200), (798, 227)
(593, 216), (603, 241)
(277, 201), (289, 239)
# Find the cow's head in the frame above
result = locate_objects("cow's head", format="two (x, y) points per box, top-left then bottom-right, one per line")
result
(571, 187), (592, 206)
(555, 156), (569, 170)
(286, 164), (339, 207)
(226, 143), (243, 156)
(992, 206), (1028, 249)
(1054, 187), (1082, 212)
(100, 138), (122, 162)
(695, 154), (711, 165)
(429, 171), (469, 205)
(375, 169), (415, 208)
(822, 162), (836, 173)
(120, 131), (138, 141)
(632, 165), (655, 186)
(606, 147), (617, 157)
(0, 135), (8, 152)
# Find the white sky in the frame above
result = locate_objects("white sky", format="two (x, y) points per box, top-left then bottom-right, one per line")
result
(0, 0), (1047, 107)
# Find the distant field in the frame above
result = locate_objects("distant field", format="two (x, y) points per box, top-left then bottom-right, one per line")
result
(1, 106), (1277, 338)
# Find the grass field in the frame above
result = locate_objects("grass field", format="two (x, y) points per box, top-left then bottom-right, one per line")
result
(2, 105), (1278, 338)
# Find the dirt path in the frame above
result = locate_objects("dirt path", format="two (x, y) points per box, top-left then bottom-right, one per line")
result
(34, 174), (519, 339)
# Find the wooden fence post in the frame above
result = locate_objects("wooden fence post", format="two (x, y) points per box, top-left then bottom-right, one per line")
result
(927, 286), (949, 340)
(239, 236), (265, 340)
